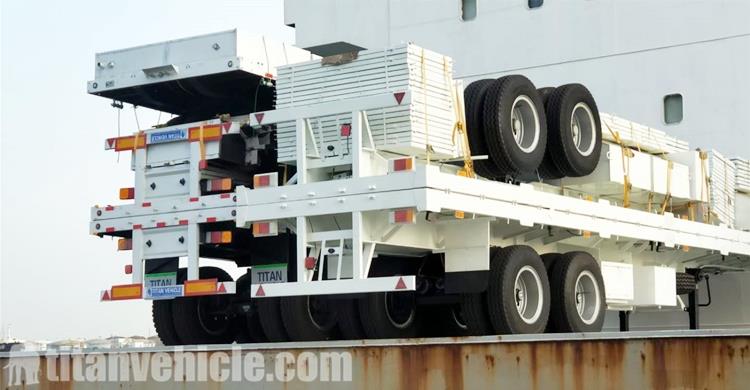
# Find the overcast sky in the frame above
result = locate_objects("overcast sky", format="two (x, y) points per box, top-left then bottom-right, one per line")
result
(1, 0), (294, 341)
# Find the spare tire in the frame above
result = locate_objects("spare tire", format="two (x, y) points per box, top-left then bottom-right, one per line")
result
(482, 75), (547, 177)
(544, 84), (602, 177)
(464, 79), (501, 179)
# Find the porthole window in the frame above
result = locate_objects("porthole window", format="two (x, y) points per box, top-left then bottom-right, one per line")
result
(461, 0), (477, 21)
(664, 94), (683, 124)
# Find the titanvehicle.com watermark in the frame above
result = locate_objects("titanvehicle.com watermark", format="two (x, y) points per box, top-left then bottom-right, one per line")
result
(2, 346), (352, 386)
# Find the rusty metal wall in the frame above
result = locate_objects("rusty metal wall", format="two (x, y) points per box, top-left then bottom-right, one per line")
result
(2, 332), (749, 390)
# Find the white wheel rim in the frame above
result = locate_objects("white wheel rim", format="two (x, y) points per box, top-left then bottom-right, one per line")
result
(570, 103), (596, 157)
(514, 265), (544, 324)
(509, 95), (540, 153)
(384, 292), (415, 329)
(574, 270), (601, 325)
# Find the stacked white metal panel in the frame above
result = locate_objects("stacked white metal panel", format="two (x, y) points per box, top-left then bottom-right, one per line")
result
(668, 150), (736, 227)
(552, 142), (691, 208)
(275, 44), (458, 163)
(600, 114), (690, 154)
(732, 158), (750, 193)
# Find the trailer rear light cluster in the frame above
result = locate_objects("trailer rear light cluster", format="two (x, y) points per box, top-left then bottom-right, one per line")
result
(205, 230), (232, 244)
(389, 157), (415, 173)
(202, 178), (232, 193)
(253, 172), (278, 188)
(390, 208), (416, 224)
(252, 221), (278, 237)
(117, 238), (132, 251)
(119, 187), (135, 200)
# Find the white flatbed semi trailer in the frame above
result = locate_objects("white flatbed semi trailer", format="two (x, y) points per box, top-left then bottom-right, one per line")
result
(88, 30), (750, 347)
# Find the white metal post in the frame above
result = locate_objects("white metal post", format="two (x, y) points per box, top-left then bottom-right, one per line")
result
(187, 222), (200, 280)
(296, 118), (307, 185)
(134, 149), (147, 204)
(131, 228), (144, 284)
(352, 211), (363, 280)
(351, 111), (363, 178)
(189, 142), (201, 198)
(296, 216), (308, 282)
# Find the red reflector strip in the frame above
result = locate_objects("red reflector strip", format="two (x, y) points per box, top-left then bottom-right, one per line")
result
(117, 238), (132, 251)
(119, 187), (135, 200)
(105, 227), (116, 233)
(156, 222), (166, 228)
(184, 278), (218, 297)
(110, 283), (143, 300)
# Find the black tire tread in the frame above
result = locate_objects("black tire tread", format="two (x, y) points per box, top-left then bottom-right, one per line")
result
(171, 267), (234, 345)
(464, 79), (501, 179)
(460, 247), (501, 336)
(545, 84), (602, 177)
(548, 252), (606, 333)
(486, 245), (550, 334)
(482, 75), (547, 177)
(280, 296), (337, 341)
(256, 298), (289, 342)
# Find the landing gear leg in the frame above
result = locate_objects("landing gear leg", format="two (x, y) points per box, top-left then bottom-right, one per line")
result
(618, 311), (630, 332)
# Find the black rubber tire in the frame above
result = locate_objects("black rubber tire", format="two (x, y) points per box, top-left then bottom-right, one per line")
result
(548, 251), (606, 333)
(545, 83), (602, 178)
(152, 268), (188, 346)
(537, 87), (555, 104)
(233, 273), (267, 343)
(486, 245), (551, 334)
(419, 304), (471, 337)
(541, 253), (562, 273)
(337, 298), (367, 340)
(482, 75), (547, 177)
(676, 272), (697, 295)
(152, 300), (181, 345)
(280, 295), (339, 341)
(256, 298), (289, 342)
(464, 79), (502, 179)
(171, 267), (235, 345)
(537, 87), (567, 180)
(358, 291), (420, 339)
(460, 247), (502, 336)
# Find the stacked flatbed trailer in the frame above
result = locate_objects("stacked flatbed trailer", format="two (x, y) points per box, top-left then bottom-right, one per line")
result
(89, 30), (750, 346)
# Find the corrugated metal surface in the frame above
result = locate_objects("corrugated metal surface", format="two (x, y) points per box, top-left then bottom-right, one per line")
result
(2, 330), (749, 389)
